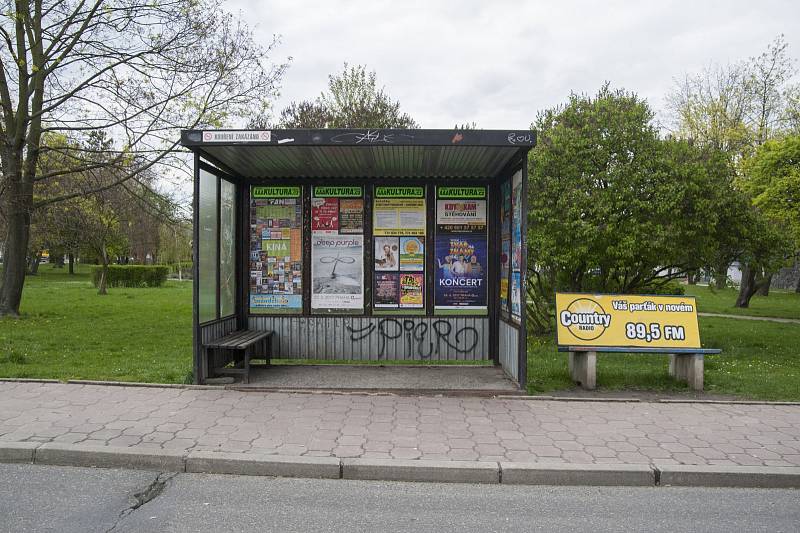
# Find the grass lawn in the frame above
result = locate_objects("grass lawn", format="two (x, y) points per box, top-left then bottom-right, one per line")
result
(685, 284), (800, 320)
(2, 265), (799, 400)
(528, 316), (800, 401)
(0, 264), (192, 383)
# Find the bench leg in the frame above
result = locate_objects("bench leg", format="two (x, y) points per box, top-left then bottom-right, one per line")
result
(669, 354), (703, 391)
(569, 351), (596, 390)
(243, 347), (250, 384)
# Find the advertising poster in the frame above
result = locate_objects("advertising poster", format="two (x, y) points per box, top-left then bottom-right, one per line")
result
(373, 187), (425, 237)
(500, 278), (509, 312)
(511, 272), (521, 320)
(399, 237), (424, 271)
(511, 171), (523, 271)
(554, 293), (701, 349)
(399, 273), (424, 308)
(374, 273), (399, 308)
(373, 187), (426, 311)
(311, 235), (364, 310)
(500, 238), (511, 314)
(311, 197), (339, 233)
(250, 188), (303, 312)
(434, 187), (487, 311)
(434, 234), (487, 309)
(374, 237), (399, 271)
(435, 199), (487, 233)
(501, 180), (512, 239)
(339, 199), (364, 234)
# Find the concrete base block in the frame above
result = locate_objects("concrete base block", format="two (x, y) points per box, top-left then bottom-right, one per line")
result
(569, 351), (596, 390)
(656, 464), (800, 488)
(342, 458), (499, 484)
(35, 443), (185, 472)
(0, 442), (39, 463)
(500, 462), (654, 486)
(669, 354), (704, 390)
(186, 451), (340, 479)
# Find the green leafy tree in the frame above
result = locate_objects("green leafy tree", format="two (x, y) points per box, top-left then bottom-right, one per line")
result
(668, 35), (799, 302)
(527, 85), (754, 331)
(260, 64), (418, 129)
(740, 135), (800, 295)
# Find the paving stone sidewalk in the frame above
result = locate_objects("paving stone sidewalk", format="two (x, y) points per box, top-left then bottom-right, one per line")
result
(1, 382), (799, 468)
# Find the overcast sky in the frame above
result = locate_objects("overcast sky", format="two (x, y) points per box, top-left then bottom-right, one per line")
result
(225, 0), (800, 130)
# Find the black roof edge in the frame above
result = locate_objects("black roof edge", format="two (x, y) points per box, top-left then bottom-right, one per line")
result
(180, 128), (536, 148)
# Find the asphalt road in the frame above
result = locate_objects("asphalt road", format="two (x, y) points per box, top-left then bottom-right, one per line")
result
(1, 463), (798, 533)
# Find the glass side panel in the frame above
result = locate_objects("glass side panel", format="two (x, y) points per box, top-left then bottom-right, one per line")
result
(198, 169), (218, 323)
(219, 179), (236, 318)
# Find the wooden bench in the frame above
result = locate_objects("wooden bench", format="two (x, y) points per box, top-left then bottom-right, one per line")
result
(205, 330), (274, 384)
(557, 346), (722, 391)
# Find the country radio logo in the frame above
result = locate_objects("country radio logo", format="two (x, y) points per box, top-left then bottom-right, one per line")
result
(559, 298), (612, 341)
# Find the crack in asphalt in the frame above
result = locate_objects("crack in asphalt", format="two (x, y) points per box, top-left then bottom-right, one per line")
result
(105, 471), (176, 533)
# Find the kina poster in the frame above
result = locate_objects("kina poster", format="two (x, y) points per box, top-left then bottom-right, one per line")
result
(434, 234), (487, 309)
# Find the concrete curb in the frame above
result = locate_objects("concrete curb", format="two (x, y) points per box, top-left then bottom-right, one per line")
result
(342, 458), (499, 484)
(34, 443), (186, 472)
(0, 441), (39, 463)
(656, 464), (800, 488)
(2, 443), (800, 488)
(501, 462), (654, 486)
(66, 380), (223, 390)
(186, 451), (340, 479)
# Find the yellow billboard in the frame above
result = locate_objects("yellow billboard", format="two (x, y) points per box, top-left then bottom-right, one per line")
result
(555, 292), (701, 349)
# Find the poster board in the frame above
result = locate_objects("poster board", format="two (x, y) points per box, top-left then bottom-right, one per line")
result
(500, 179), (512, 315)
(249, 186), (303, 313)
(555, 293), (702, 349)
(372, 187), (426, 310)
(510, 171), (523, 322)
(434, 186), (488, 313)
(311, 186), (364, 311)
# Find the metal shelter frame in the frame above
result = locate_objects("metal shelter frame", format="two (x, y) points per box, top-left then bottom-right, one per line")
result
(181, 128), (535, 388)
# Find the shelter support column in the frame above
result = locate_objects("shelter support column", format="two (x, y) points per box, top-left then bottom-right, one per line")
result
(569, 351), (596, 390)
(669, 354), (704, 391)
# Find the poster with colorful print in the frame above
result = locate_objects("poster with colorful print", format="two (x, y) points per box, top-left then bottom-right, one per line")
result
(339, 199), (364, 234)
(399, 236), (424, 271)
(311, 197), (339, 233)
(374, 236), (399, 271)
(249, 188), (303, 312)
(399, 273), (424, 308)
(434, 234), (487, 309)
(511, 170), (523, 272)
(511, 272), (522, 320)
(501, 180), (512, 239)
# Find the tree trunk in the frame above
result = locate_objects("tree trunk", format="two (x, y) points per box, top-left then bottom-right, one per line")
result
(714, 261), (729, 289)
(28, 252), (42, 275)
(735, 264), (770, 308)
(795, 273), (800, 294)
(68, 253), (75, 275)
(0, 177), (32, 317)
(686, 270), (697, 285)
(98, 245), (109, 295)
(756, 272), (772, 296)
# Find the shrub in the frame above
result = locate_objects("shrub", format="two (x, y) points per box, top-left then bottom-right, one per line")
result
(90, 265), (169, 288)
(633, 280), (686, 296)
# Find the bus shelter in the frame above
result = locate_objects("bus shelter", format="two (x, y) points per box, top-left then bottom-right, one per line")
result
(180, 128), (534, 390)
